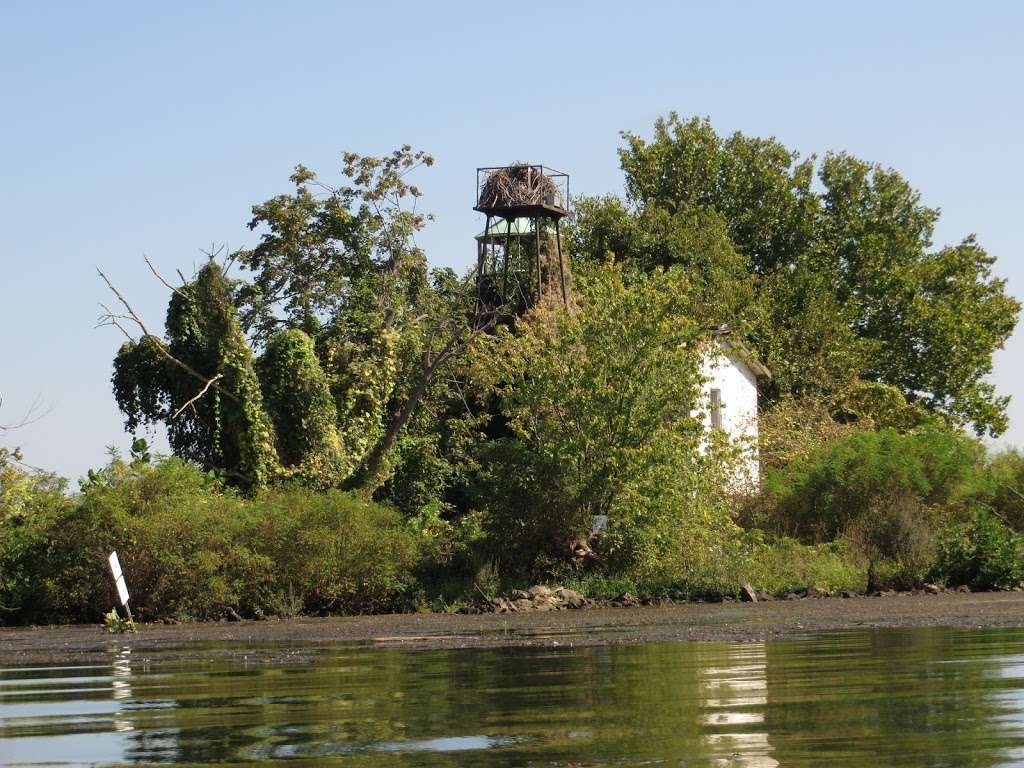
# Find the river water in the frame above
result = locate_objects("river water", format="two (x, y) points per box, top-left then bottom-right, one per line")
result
(3, 628), (1024, 766)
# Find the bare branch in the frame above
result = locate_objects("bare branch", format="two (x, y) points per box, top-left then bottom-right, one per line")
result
(145, 256), (185, 297)
(0, 394), (49, 433)
(171, 374), (224, 419)
(96, 303), (137, 342)
(200, 243), (225, 262)
(97, 268), (153, 336)
(97, 268), (241, 405)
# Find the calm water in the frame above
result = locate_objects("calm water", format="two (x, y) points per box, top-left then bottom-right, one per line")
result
(3, 628), (1024, 767)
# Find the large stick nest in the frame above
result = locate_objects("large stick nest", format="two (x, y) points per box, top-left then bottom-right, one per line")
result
(479, 165), (561, 210)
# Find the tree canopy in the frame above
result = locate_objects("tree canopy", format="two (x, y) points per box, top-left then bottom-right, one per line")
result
(572, 113), (1019, 435)
(110, 147), (478, 495)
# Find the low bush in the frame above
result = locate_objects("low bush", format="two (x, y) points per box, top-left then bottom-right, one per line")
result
(762, 425), (982, 590)
(742, 534), (865, 596)
(934, 508), (1023, 591)
(0, 456), (422, 625)
(966, 449), (1024, 532)
(566, 534), (864, 601)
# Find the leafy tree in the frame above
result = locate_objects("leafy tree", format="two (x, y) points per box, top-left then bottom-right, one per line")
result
(618, 114), (818, 275)
(107, 147), (486, 496)
(816, 153), (1019, 432)
(569, 195), (754, 327)
(475, 262), (738, 575)
(112, 262), (280, 489)
(258, 329), (346, 487)
(578, 113), (1020, 434)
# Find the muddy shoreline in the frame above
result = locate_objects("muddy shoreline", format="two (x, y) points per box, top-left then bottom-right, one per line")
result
(3, 591), (1024, 665)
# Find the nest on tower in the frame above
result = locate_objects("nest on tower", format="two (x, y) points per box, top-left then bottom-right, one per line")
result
(478, 164), (561, 210)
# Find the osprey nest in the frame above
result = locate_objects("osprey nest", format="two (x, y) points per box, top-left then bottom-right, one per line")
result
(478, 165), (561, 209)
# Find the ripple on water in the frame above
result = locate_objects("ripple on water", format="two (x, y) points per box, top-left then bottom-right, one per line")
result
(1, 628), (1024, 767)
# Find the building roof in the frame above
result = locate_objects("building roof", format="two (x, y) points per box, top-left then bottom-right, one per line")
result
(474, 217), (538, 241)
(709, 325), (772, 380)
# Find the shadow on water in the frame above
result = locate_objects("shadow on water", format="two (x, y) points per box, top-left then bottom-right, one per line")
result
(3, 628), (1024, 766)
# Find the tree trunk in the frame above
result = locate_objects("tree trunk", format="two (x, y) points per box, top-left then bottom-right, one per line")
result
(866, 559), (879, 594)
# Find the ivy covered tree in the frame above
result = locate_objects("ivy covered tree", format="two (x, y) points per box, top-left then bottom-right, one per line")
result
(111, 262), (280, 489)
(572, 113), (1019, 435)
(105, 147), (486, 498)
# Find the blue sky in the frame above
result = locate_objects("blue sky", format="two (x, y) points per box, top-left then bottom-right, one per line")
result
(2, 1), (1022, 481)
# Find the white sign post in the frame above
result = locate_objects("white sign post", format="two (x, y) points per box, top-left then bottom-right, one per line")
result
(108, 551), (134, 626)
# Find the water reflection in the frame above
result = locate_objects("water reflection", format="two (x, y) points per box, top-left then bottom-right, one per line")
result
(2, 628), (1024, 766)
(700, 642), (778, 766)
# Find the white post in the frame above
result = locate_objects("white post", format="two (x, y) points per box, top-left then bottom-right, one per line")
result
(108, 551), (135, 626)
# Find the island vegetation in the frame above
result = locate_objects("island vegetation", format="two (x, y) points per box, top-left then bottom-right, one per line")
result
(2, 115), (1022, 625)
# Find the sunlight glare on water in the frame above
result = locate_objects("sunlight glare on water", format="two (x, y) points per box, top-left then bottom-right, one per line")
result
(3, 628), (1024, 766)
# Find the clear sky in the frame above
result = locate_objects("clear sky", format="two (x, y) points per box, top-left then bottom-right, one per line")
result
(2, 1), (1022, 482)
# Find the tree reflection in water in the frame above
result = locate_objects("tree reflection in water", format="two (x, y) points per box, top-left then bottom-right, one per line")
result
(2, 628), (1024, 766)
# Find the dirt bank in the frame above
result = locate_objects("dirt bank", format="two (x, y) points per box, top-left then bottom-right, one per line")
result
(3, 591), (1024, 665)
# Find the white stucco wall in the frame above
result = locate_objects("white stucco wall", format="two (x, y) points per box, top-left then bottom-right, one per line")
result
(699, 347), (762, 489)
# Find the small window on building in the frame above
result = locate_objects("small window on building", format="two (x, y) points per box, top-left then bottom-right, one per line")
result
(710, 388), (723, 430)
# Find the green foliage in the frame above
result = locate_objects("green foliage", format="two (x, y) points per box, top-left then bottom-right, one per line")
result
(103, 607), (136, 634)
(0, 456), (69, 619)
(748, 262), (868, 403)
(618, 114), (818, 275)
(742, 534), (866, 596)
(766, 426), (982, 542)
(596, 112), (1019, 434)
(817, 154), (1019, 434)
(935, 508), (1023, 590)
(474, 262), (739, 576)
(566, 534), (865, 600)
(569, 195), (754, 327)
(0, 457), (422, 624)
(258, 329), (347, 486)
(113, 263), (280, 490)
(110, 147), (478, 497)
(764, 425), (985, 589)
(966, 449), (1024, 531)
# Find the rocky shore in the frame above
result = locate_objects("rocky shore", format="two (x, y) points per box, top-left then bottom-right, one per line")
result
(478, 581), (985, 614)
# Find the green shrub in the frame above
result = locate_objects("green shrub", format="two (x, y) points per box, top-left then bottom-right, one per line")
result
(0, 456), (423, 625)
(965, 449), (1024, 532)
(934, 508), (1023, 590)
(475, 263), (732, 578)
(245, 486), (421, 616)
(763, 424), (982, 589)
(743, 534), (865, 596)
(0, 465), (71, 622)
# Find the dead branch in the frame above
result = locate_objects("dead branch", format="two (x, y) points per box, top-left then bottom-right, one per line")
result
(144, 256), (185, 297)
(171, 373), (224, 419)
(0, 394), (49, 433)
(97, 268), (240, 405)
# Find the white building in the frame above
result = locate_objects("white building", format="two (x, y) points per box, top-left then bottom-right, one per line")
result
(699, 333), (771, 489)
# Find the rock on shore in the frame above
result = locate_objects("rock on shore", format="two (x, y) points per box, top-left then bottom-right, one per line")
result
(489, 586), (589, 613)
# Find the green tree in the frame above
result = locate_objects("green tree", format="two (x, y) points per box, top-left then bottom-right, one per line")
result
(111, 262), (280, 490)
(106, 147), (487, 496)
(476, 263), (738, 576)
(583, 112), (1020, 434)
(258, 329), (346, 487)
(569, 195), (754, 327)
